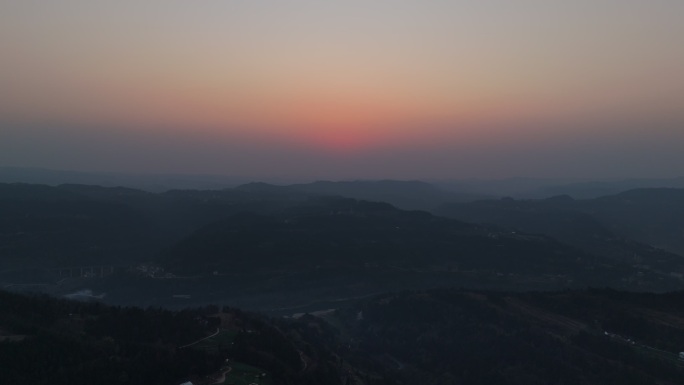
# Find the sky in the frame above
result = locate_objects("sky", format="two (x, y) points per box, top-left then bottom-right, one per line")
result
(1, 0), (683, 180)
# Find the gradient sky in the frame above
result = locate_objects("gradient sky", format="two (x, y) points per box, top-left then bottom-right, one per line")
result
(1, 1), (683, 180)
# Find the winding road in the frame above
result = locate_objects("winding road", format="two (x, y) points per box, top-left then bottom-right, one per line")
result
(210, 367), (232, 384)
(178, 328), (220, 349)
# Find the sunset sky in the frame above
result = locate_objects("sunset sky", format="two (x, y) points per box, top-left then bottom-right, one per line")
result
(1, 1), (683, 180)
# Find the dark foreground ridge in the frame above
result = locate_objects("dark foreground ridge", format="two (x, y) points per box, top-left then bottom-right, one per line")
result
(4, 288), (684, 385)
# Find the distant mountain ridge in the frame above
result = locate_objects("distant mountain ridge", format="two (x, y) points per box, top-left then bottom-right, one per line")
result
(0, 167), (250, 192)
(3, 182), (684, 311)
(4, 166), (684, 203)
(434, 177), (684, 199)
(236, 179), (487, 210)
(537, 178), (684, 199)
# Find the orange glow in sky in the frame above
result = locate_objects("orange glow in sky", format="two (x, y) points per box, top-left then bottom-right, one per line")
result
(1, 1), (683, 178)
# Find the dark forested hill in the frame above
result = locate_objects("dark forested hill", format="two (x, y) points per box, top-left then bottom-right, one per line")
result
(588, 189), (684, 256)
(0, 182), (311, 271)
(0, 184), (155, 269)
(436, 188), (684, 274)
(329, 288), (684, 385)
(162, 197), (597, 276)
(0, 289), (223, 385)
(153, 196), (683, 311)
(0, 289), (370, 385)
